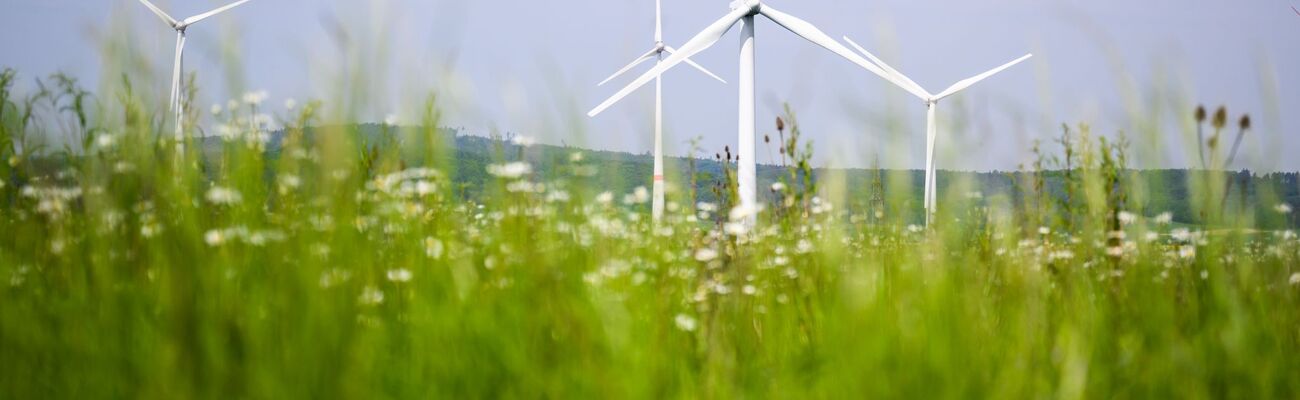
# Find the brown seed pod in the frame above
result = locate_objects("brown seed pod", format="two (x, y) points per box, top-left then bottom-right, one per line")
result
(1239, 114), (1251, 131)
(764, 134), (770, 143)
(1212, 106), (1227, 129)
(776, 117), (785, 132)
(1195, 105), (1207, 122)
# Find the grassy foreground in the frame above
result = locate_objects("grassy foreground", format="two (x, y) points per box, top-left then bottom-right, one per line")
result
(2, 72), (1300, 398)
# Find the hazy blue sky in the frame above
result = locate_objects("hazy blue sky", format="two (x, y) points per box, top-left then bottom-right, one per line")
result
(2, 0), (1297, 171)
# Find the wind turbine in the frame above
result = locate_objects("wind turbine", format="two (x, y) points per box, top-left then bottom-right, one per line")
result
(135, 0), (257, 142)
(843, 36), (1031, 226)
(589, 0), (901, 225)
(594, 0), (727, 222)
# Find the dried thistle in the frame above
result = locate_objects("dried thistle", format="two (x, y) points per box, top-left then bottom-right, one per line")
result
(1195, 105), (1207, 169)
(776, 117), (785, 132)
(1225, 113), (1251, 167)
(1212, 106), (1227, 130)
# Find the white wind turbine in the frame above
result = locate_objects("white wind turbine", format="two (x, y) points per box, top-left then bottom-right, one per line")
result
(594, 0), (727, 222)
(589, 0), (901, 225)
(135, 0), (257, 142)
(843, 36), (1030, 226)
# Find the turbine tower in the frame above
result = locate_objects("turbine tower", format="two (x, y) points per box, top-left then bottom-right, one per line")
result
(844, 36), (1030, 226)
(593, 0), (726, 221)
(589, 0), (901, 225)
(135, 0), (258, 143)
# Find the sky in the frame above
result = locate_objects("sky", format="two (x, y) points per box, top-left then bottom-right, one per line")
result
(1, 0), (1298, 172)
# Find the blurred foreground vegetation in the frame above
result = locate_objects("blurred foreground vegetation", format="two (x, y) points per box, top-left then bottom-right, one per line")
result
(1, 69), (1299, 398)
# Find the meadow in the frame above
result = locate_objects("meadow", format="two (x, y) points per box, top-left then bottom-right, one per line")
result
(1, 67), (1299, 398)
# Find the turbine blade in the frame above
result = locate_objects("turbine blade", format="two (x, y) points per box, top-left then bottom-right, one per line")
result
(664, 46), (727, 84)
(598, 47), (659, 87)
(181, 0), (255, 27)
(655, 0), (662, 42)
(759, 5), (931, 100)
(934, 54), (1032, 101)
(589, 7), (748, 117)
(137, 0), (178, 27)
(842, 36), (930, 99)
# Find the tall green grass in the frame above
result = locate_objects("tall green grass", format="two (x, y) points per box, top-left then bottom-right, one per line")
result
(1, 66), (1298, 398)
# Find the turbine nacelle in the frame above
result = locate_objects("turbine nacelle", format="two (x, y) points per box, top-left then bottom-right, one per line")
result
(729, 0), (761, 14)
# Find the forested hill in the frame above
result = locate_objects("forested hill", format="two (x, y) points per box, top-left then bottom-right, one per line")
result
(188, 123), (1295, 229)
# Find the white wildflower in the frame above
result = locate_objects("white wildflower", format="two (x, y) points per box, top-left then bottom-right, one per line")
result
(1039, 226), (1051, 235)
(1049, 250), (1075, 261)
(204, 230), (225, 246)
(697, 202), (718, 213)
(626, 186), (649, 204)
(510, 135), (536, 147)
(742, 284), (757, 295)
(95, 133), (116, 149)
(1117, 211), (1136, 225)
(694, 248), (718, 262)
(1178, 245), (1197, 259)
(210, 104), (223, 115)
(386, 268), (412, 283)
(1276, 203), (1293, 214)
(1144, 232), (1160, 242)
(359, 286), (384, 305)
(1154, 212), (1173, 225)
(487, 162), (532, 179)
(284, 98), (297, 111)
(724, 222), (748, 236)
(771, 182), (786, 192)
(796, 239), (813, 254)
(674, 314), (697, 332)
(1289, 273), (1300, 285)
(569, 152), (584, 162)
(1171, 228), (1192, 242)
(242, 90), (269, 106)
(728, 203), (763, 222)
(205, 186), (243, 205)
(595, 191), (614, 205)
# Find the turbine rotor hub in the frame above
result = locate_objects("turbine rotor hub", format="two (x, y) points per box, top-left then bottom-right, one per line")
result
(730, 0), (761, 13)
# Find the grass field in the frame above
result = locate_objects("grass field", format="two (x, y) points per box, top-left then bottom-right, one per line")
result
(2, 67), (1299, 398)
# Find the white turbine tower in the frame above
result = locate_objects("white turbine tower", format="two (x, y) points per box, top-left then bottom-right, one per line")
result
(843, 36), (1031, 226)
(594, 0), (727, 221)
(135, 0), (257, 142)
(589, 0), (900, 225)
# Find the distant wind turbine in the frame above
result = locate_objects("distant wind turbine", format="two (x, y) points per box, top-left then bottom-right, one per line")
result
(844, 36), (1030, 226)
(589, 0), (902, 225)
(135, 0), (257, 142)
(594, 0), (726, 221)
